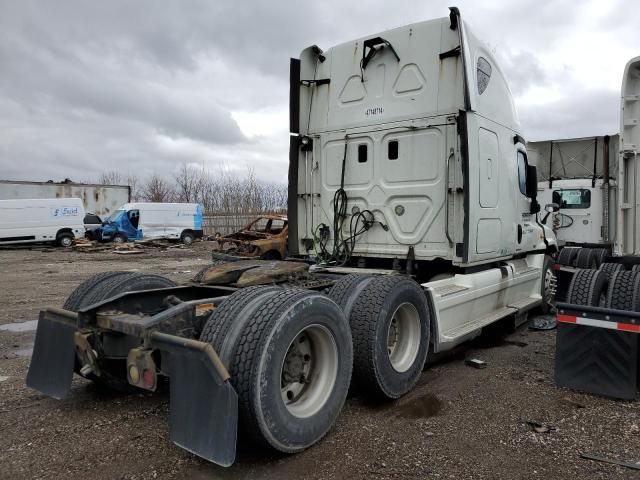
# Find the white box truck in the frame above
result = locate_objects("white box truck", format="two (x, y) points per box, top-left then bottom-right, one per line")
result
(99, 202), (204, 244)
(0, 198), (85, 247)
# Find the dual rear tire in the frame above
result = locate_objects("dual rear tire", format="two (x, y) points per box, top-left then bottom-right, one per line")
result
(328, 274), (430, 399)
(198, 274), (430, 453)
(200, 287), (352, 453)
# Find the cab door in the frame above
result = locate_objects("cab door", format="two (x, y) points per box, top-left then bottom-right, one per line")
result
(463, 112), (518, 264)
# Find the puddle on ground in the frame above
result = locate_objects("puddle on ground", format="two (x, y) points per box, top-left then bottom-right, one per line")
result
(0, 320), (38, 333)
(13, 345), (33, 357)
(396, 394), (442, 419)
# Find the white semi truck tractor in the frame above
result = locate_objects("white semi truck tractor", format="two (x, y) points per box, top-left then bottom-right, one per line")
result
(26, 8), (558, 466)
(535, 56), (640, 270)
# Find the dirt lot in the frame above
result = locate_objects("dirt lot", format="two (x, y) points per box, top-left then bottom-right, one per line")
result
(1, 244), (639, 479)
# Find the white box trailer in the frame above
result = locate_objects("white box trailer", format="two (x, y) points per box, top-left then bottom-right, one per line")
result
(532, 136), (618, 248)
(0, 180), (130, 218)
(0, 198), (85, 247)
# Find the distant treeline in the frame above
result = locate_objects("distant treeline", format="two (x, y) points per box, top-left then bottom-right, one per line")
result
(97, 163), (287, 216)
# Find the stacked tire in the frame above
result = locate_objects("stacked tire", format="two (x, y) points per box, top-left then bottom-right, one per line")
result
(557, 247), (580, 266)
(558, 247), (608, 268)
(606, 270), (640, 311)
(566, 269), (608, 306)
(566, 266), (640, 312)
(598, 262), (623, 279)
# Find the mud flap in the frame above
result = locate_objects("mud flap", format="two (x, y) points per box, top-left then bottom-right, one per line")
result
(26, 311), (77, 400)
(151, 332), (238, 467)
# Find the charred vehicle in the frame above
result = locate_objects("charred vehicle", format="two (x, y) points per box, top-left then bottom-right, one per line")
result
(27, 8), (557, 467)
(212, 215), (288, 260)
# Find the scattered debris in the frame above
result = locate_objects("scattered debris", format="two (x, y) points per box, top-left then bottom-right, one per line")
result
(529, 316), (557, 331)
(0, 376), (8, 382)
(580, 452), (640, 470)
(73, 238), (187, 254)
(197, 259), (310, 287)
(465, 358), (487, 369)
(525, 420), (558, 433)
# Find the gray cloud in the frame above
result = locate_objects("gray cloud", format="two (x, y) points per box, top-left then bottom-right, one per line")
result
(0, 0), (638, 184)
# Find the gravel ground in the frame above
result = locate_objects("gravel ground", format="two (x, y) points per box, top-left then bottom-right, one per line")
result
(0, 244), (639, 479)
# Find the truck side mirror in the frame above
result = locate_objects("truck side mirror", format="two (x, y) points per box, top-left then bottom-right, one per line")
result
(542, 203), (559, 224)
(526, 165), (538, 199)
(545, 203), (559, 213)
(526, 164), (540, 213)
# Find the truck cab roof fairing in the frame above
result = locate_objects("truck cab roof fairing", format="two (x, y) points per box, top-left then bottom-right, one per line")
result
(295, 9), (523, 138)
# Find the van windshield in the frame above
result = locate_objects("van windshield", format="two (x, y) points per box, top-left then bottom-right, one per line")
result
(104, 210), (125, 223)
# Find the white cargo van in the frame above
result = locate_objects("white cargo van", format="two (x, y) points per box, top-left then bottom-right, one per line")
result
(100, 202), (204, 244)
(0, 198), (85, 247)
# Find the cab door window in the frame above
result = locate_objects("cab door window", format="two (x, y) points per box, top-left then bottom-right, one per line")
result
(516, 151), (527, 195)
(128, 209), (140, 229)
(552, 189), (591, 209)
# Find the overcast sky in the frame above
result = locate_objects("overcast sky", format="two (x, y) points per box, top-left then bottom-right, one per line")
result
(1, 0), (638, 184)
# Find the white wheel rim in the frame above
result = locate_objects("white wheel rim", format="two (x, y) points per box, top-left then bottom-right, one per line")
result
(114, 236), (123, 244)
(184, 235), (193, 245)
(387, 302), (421, 373)
(543, 268), (556, 302)
(280, 324), (338, 418)
(61, 237), (72, 247)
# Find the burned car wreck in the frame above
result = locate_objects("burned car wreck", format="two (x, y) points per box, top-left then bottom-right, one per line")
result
(212, 215), (288, 260)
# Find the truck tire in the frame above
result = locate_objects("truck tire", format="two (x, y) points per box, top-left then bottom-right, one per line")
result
(557, 247), (579, 266)
(574, 248), (597, 269)
(632, 264), (640, 276)
(349, 275), (430, 399)
(592, 248), (608, 267)
(192, 261), (227, 283)
(605, 270), (640, 311)
(200, 285), (282, 363)
(57, 232), (74, 248)
(63, 271), (129, 311)
(327, 274), (375, 319)
(566, 269), (608, 307)
(598, 262), (623, 279)
(210, 288), (352, 452)
(82, 272), (177, 307)
(539, 256), (556, 314)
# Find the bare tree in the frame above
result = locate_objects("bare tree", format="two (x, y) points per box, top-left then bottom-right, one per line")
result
(140, 174), (175, 202)
(97, 170), (141, 201)
(174, 162), (203, 203)
(126, 173), (141, 201)
(97, 171), (124, 185)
